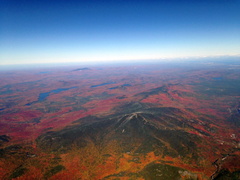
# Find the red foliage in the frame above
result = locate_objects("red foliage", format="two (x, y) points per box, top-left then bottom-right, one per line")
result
(0, 64), (239, 179)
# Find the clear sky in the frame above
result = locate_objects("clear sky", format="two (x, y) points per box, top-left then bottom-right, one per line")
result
(0, 0), (240, 65)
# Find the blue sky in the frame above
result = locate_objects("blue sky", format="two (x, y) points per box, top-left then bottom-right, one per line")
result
(0, 0), (240, 65)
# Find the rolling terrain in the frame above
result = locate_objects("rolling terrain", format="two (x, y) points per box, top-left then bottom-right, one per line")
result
(0, 60), (239, 179)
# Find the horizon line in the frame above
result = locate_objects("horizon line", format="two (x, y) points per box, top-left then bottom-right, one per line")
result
(1, 54), (240, 66)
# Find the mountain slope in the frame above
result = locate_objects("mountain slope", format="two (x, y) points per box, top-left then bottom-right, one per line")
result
(37, 103), (203, 160)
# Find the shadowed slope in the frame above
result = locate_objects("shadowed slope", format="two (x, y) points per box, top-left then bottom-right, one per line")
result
(36, 103), (202, 160)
